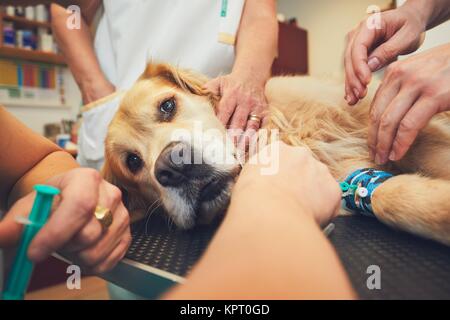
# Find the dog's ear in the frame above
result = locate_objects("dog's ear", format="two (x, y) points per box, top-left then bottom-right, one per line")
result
(101, 156), (129, 203)
(101, 157), (148, 221)
(141, 63), (211, 97)
(101, 157), (118, 185)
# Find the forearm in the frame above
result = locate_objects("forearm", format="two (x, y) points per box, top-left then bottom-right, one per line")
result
(232, 0), (278, 84)
(0, 107), (68, 209)
(0, 151), (78, 247)
(166, 185), (355, 299)
(51, 2), (111, 103)
(403, 0), (450, 29)
(8, 151), (78, 208)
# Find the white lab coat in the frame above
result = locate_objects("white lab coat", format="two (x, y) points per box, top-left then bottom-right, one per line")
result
(78, 0), (245, 169)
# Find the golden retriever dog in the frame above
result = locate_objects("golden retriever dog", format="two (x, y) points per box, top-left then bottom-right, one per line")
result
(102, 62), (450, 245)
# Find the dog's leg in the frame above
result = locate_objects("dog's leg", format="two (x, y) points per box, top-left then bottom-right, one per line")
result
(371, 174), (450, 245)
(394, 120), (450, 179)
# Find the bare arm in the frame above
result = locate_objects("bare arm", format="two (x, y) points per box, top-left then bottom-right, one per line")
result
(414, 0), (450, 29)
(166, 143), (355, 299)
(0, 108), (130, 271)
(51, 1), (114, 103)
(0, 107), (78, 210)
(0, 106), (77, 245)
(205, 0), (278, 136)
(233, 0), (278, 84)
(166, 188), (355, 299)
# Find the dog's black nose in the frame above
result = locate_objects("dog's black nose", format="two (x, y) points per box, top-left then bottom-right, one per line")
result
(155, 142), (195, 187)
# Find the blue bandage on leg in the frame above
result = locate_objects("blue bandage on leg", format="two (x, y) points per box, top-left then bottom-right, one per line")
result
(341, 168), (394, 217)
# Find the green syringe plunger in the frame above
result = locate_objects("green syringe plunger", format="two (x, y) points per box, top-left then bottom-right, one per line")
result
(2, 184), (60, 300)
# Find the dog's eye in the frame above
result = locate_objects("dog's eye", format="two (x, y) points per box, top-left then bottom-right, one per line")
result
(159, 98), (176, 119)
(126, 153), (143, 173)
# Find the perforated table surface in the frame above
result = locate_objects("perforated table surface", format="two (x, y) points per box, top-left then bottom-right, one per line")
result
(102, 214), (450, 299)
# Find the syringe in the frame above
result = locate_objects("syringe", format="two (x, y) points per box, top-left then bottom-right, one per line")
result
(2, 185), (60, 300)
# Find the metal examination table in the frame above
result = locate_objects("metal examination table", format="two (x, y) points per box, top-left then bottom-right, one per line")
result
(101, 214), (450, 299)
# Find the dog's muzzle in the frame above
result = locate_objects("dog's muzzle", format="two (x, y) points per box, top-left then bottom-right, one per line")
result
(154, 141), (214, 188)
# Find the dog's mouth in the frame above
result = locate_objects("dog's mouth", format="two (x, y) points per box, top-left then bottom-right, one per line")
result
(199, 177), (229, 202)
(155, 171), (237, 229)
(190, 169), (240, 227)
(196, 174), (234, 214)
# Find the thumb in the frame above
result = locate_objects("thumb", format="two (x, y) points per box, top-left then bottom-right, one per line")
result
(368, 28), (419, 72)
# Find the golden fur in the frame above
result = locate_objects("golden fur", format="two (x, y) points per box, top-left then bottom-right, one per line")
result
(103, 63), (450, 245)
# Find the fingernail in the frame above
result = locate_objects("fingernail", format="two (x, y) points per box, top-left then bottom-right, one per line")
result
(353, 88), (360, 99)
(389, 150), (396, 161)
(368, 57), (380, 72)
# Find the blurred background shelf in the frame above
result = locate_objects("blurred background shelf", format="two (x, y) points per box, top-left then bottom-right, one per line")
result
(2, 99), (70, 109)
(0, 11), (66, 65)
(2, 13), (51, 29)
(0, 46), (65, 65)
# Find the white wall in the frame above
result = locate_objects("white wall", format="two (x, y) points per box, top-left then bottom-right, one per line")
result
(277, 0), (393, 77)
(277, 0), (450, 77)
